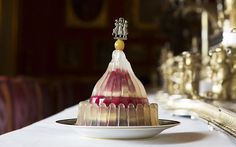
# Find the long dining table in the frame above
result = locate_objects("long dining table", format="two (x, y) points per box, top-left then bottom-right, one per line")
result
(0, 94), (235, 147)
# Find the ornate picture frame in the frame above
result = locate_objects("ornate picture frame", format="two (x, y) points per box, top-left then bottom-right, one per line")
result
(66, 0), (108, 28)
(129, 0), (169, 30)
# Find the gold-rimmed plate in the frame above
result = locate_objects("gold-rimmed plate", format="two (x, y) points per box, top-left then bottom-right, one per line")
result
(56, 118), (180, 139)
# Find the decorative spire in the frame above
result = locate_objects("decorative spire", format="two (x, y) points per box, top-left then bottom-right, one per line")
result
(112, 17), (128, 51)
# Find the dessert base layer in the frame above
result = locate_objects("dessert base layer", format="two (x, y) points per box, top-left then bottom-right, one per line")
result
(76, 101), (159, 126)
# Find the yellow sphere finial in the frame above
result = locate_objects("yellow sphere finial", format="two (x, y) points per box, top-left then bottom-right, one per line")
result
(114, 39), (125, 51)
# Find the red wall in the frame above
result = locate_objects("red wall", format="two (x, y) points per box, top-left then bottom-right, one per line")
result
(17, 0), (166, 81)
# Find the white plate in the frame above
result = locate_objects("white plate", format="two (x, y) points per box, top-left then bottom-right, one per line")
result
(56, 119), (180, 139)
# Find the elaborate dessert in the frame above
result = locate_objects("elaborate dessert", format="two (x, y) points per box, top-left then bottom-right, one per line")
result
(76, 18), (158, 126)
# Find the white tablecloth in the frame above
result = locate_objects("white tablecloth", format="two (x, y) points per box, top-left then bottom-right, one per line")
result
(0, 95), (235, 147)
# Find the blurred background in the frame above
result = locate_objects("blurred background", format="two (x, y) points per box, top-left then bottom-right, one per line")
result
(0, 0), (227, 134)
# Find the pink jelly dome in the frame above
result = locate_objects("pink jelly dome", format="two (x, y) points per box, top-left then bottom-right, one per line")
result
(90, 50), (148, 107)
